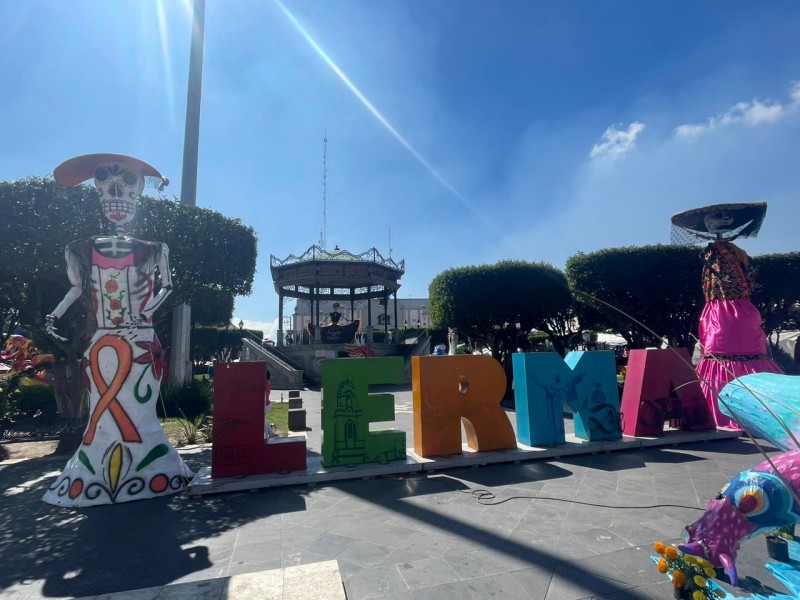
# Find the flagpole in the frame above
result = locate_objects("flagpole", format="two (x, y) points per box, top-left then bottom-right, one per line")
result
(170, 0), (206, 385)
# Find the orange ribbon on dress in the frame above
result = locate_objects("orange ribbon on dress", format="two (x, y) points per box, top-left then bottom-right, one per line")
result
(84, 335), (142, 445)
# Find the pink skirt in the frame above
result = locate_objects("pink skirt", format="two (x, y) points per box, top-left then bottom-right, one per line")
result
(696, 299), (783, 429)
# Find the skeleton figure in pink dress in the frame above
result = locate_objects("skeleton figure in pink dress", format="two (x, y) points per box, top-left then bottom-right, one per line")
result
(671, 202), (783, 429)
(43, 154), (193, 507)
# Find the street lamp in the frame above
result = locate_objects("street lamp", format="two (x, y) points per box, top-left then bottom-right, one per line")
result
(238, 319), (244, 331)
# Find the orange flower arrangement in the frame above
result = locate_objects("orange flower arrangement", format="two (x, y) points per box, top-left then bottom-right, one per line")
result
(653, 542), (724, 598)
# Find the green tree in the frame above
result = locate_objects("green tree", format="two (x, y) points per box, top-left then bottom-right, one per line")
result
(566, 245), (703, 350)
(751, 252), (800, 347)
(1, 177), (257, 429)
(429, 260), (573, 397)
(191, 326), (264, 364)
(132, 196), (256, 309)
(1, 178), (104, 429)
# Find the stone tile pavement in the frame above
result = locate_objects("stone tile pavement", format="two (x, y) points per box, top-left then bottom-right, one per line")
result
(73, 560), (345, 600)
(0, 386), (792, 599)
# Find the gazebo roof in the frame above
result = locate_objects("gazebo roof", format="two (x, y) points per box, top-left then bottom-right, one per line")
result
(270, 244), (405, 301)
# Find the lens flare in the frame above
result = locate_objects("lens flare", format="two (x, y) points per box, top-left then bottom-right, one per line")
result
(274, 0), (496, 231)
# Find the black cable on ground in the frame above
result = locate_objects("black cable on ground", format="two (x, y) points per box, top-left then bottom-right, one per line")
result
(386, 473), (705, 511)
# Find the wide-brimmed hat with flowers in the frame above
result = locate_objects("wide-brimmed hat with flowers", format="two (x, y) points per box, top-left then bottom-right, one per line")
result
(54, 153), (169, 190)
(670, 202), (767, 243)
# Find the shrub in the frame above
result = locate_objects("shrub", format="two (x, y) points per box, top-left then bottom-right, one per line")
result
(158, 379), (213, 420)
(1, 377), (56, 420)
(175, 414), (209, 445)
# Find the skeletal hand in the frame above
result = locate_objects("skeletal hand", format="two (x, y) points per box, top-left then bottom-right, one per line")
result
(45, 314), (68, 342)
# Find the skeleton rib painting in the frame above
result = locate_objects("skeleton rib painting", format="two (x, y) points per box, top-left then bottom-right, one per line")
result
(43, 153), (193, 507)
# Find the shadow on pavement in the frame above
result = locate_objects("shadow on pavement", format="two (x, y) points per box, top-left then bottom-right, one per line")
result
(0, 454), (306, 598)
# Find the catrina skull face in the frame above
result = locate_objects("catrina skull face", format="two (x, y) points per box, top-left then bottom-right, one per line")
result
(94, 163), (143, 231)
(704, 209), (735, 234)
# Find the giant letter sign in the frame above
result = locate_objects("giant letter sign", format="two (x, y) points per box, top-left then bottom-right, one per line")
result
(412, 355), (516, 457)
(321, 357), (406, 468)
(513, 351), (621, 446)
(212, 361), (307, 478)
(619, 349), (713, 436)
(564, 351), (621, 441)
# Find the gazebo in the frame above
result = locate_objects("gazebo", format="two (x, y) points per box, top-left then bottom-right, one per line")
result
(270, 244), (405, 346)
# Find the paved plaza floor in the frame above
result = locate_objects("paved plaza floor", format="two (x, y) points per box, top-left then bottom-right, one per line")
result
(0, 386), (792, 599)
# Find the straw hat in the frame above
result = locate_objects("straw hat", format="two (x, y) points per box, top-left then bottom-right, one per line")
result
(670, 202), (767, 239)
(54, 153), (168, 190)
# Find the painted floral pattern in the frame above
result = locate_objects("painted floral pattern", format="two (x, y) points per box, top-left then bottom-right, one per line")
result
(134, 337), (165, 380)
(103, 273), (127, 326)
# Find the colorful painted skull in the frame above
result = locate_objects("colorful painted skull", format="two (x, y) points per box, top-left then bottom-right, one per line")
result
(679, 449), (800, 585)
(94, 163), (144, 231)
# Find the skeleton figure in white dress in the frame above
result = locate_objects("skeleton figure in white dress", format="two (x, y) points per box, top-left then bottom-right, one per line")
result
(43, 154), (193, 507)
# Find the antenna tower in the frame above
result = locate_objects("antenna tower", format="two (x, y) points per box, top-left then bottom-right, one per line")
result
(322, 133), (328, 250)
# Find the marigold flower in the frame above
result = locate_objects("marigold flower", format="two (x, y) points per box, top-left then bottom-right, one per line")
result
(693, 592), (706, 600)
(657, 557), (669, 573)
(715, 590), (726, 598)
(672, 569), (687, 588)
(664, 546), (679, 560)
(704, 567), (716, 577)
(694, 575), (706, 587)
(695, 557), (713, 569)
(683, 554), (697, 564)
(654, 542), (666, 555)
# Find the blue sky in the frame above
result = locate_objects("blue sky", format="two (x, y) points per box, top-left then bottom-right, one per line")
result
(3, 1), (800, 339)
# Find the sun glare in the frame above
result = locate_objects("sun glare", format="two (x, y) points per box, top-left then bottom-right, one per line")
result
(154, 0), (178, 129)
(274, 0), (497, 231)
(150, 0), (197, 131)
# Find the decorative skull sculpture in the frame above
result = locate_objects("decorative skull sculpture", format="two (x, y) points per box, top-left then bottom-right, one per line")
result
(94, 163), (144, 232)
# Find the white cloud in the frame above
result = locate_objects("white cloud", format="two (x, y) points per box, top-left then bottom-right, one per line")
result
(589, 122), (645, 160)
(236, 317), (279, 341)
(790, 81), (800, 104)
(674, 82), (800, 138)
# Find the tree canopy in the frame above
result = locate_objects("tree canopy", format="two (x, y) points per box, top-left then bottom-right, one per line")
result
(1, 177), (257, 341)
(566, 245), (703, 350)
(1, 176), (257, 424)
(751, 252), (800, 340)
(429, 260), (573, 396)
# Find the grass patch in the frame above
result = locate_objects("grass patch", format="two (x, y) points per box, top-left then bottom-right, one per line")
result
(268, 401), (289, 436)
(162, 419), (192, 446)
(160, 402), (290, 447)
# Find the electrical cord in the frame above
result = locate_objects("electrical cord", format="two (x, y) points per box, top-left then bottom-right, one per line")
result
(390, 473), (705, 511)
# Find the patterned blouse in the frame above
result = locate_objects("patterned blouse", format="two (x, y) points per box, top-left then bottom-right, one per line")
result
(702, 240), (753, 302)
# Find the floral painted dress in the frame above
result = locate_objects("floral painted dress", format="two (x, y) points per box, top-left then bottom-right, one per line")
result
(43, 236), (193, 507)
(696, 240), (783, 429)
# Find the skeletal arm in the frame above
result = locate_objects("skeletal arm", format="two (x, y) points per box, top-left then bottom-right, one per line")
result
(140, 242), (173, 323)
(46, 245), (83, 341)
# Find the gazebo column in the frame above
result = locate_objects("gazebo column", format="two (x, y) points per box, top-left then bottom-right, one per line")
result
(314, 286), (321, 343)
(308, 287), (315, 344)
(277, 289), (284, 347)
(393, 292), (399, 343)
(383, 290), (389, 335)
(367, 286), (373, 343)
